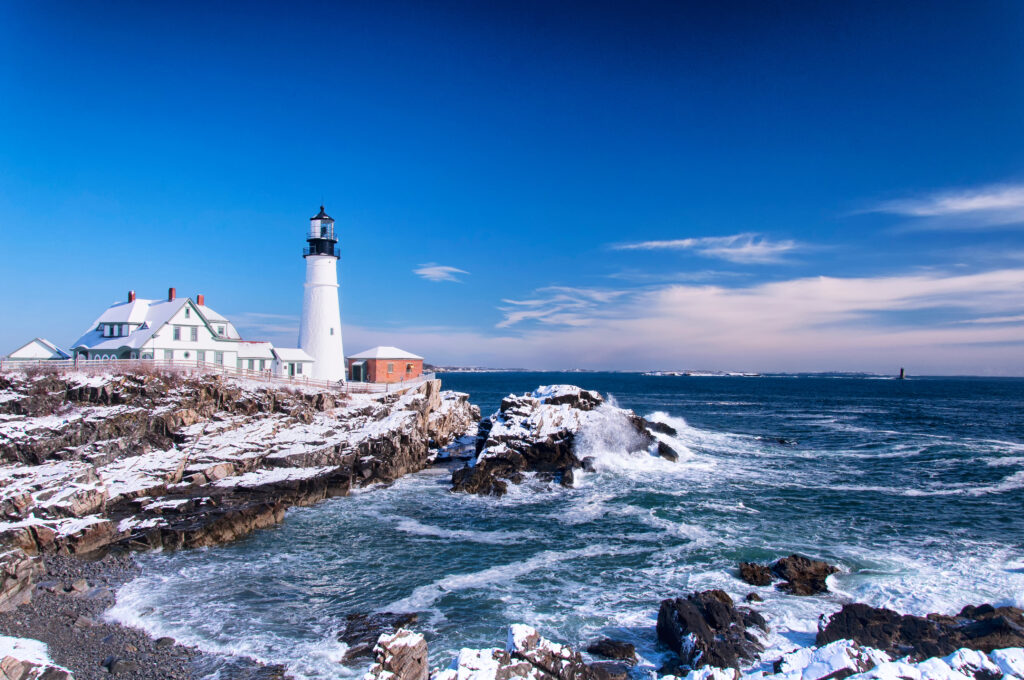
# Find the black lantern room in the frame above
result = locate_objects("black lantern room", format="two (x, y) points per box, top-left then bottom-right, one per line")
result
(303, 205), (338, 258)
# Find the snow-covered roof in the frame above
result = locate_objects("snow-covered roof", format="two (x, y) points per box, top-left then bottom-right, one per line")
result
(347, 346), (423, 360)
(71, 296), (235, 351)
(273, 347), (314, 362)
(236, 341), (275, 359)
(92, 298), (156, 324)
(196, 304), (228, 322)
(4, 338), (71, 360)
(72, 299), (187, 350)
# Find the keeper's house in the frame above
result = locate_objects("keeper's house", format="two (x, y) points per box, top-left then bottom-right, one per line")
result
(347, 346), (423, 384)
(69, 288), (312, 378)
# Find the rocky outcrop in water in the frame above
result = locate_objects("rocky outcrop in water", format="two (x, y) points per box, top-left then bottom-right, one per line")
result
(816, 602), (1024, 660)
(657, 590), (767, 671)
(0, 370), (478, 606)
(585, 638), (636, 663)
(450, 385), (680, 496)
(340, 612), (420, 662)
(738, 554), (839, 595)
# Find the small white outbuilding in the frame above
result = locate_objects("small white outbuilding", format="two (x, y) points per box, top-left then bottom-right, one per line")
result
(3, 338), (71, 362)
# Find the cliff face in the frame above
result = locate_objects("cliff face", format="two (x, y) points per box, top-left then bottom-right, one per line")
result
(0, 370), (479, 610)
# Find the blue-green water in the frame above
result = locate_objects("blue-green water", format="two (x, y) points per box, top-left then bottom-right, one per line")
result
(108, 374), (1024, 678)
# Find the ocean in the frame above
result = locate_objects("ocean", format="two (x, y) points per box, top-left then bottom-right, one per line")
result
(106, 373), (1024, 679)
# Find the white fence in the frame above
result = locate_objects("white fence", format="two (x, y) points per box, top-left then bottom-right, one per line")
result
(0, 358), (436, 395)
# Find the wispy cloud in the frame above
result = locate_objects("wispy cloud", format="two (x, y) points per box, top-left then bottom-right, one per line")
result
(957, 314), (1024, 325)
(615, 233), (799, 264)
(497, 287), (626, 328)
(414, 263), (469, 282)
(231, 312), (300, 346)
(868, 183), (1024, 229)
(464, 267), (1024, 373)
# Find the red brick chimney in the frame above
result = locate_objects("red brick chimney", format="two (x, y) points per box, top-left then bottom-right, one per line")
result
(196, 294), (205, 306)
(128, 290), (136, 303)
(168, 287), (176, 302)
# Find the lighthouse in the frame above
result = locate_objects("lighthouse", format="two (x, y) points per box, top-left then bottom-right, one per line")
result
(298, 206), (345, 381)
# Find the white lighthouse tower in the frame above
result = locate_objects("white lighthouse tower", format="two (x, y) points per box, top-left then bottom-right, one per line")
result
(298, 206), (345, 381)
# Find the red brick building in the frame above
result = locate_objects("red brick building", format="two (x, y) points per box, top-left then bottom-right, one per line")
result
(346, 346), (424, 383)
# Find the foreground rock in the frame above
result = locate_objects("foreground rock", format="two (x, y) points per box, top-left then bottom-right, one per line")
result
(817, 602), (1024, 660)
(364, 628), (428, 680)
(451, 385), (680, 496)
(657, 590), (767, 670)
(0, 370), (478, 606)
(434, 624), (605, 680)
(664, 638), (1024, 680)
(738, 555), (839, 595)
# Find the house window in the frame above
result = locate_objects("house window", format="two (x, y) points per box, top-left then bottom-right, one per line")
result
(247, 359), (254, 370)
(184, 351), (190, 359)
(102, 325), (110, 337)
(387, 362), (394, 373)
(406, 363), (413, 374)
(330, 328), (334, 335)
(173, 326), (182, 341)
(217, 325), (225, 336)
(296, 363), (303, 375)
(197, 350), (206, 363)
(185, 308), (190, 319)
(190, 327), (198, 342)
(237, 358), (244, 369)
(164, 350), (173, 360)
(214, 351), (224, 365)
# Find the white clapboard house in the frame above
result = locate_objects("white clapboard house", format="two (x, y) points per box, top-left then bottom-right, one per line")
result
(70, 289), (314, 378)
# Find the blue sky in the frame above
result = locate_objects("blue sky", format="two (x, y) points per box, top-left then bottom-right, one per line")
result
(2, 1), (1023, 374)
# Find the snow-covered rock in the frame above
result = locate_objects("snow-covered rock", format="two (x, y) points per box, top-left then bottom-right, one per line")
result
(450, 385), (679, 496)
(0, 634), (73, 679)
(0, 372), (478, 560)
(768, 639), (890, 680)
(364, 628), (429, 680)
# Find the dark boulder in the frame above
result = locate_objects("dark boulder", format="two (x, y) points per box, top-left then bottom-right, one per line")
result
(771, 554), (839, 595)
(587, 661), (631, 680)
(816, 602), (1024, 660)
(648, 420), (678, 436)
(738, 562), (773, 587)
(657, 441), (680, 462)
(656, 590), (766, 669)
(337, 612), (420, 662)
(737, 554), (839, 595)
(586, 638), (636, 662)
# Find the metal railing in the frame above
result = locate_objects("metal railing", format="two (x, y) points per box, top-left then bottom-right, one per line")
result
(302, 246), (339, 258)
(0, 358), (435, 396)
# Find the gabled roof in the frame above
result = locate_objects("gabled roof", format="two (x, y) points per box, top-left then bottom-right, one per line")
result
(347, 346), (423, 360)
(5, 338), (71, 360)
(71, 297), (233, 351)
(272, 347), (314, 362)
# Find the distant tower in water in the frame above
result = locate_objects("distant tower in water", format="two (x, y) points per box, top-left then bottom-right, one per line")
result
(298, 206), (345, 381)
